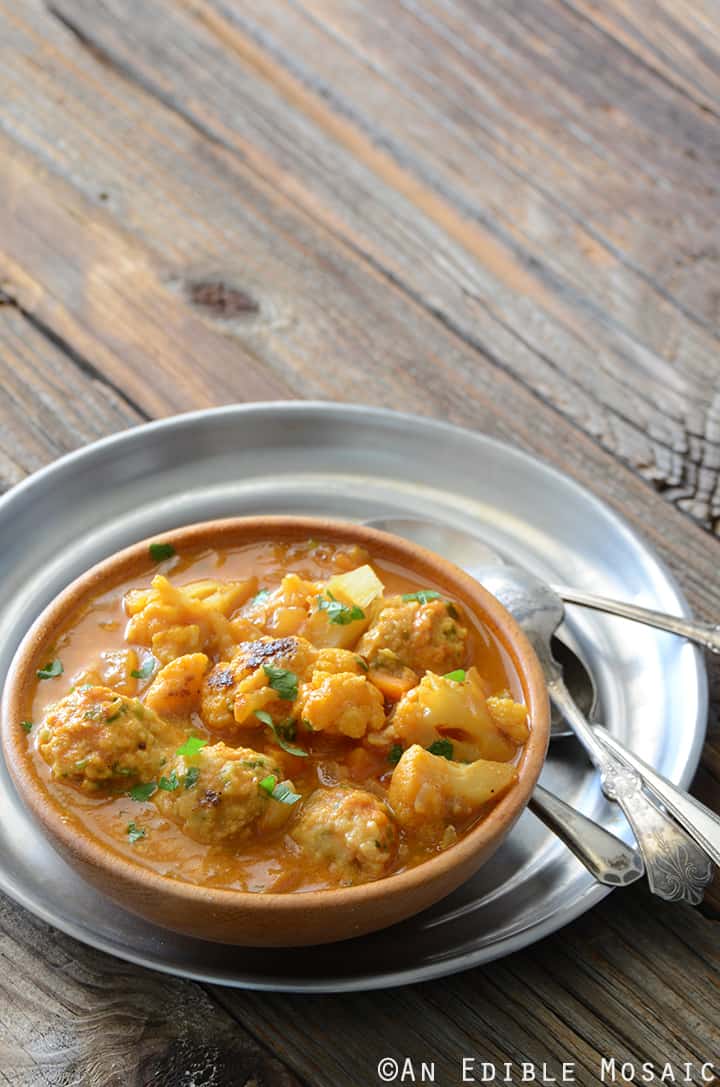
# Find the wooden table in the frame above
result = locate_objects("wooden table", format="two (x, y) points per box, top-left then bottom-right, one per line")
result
(1, 3), (718, 1083)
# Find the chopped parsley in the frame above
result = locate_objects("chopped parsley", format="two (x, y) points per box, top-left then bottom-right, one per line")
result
(149, 542), (176, 562)
(131, 656), (157, 681)
(255, 710), (308, 757)
(128, 781), (157, 802)
(252, 588), (270, 604)
(259, 774), (301, 805)
(176, 736), (208, 757)
(356, 656), (369, 673)
(20, 720), (33, 733)
(37, 659), (63, 680)
(317, 590), (365, 626)
(401, 590), (441, 604)
(183, 766), (200, 790)
(428, 739), (454, 760)
(443, 669), (466, 683)
(388, 743), (403, 765)
(263, 665), (298, 701)
(158, 771), (180, 791)
(126, 821), (146, 844)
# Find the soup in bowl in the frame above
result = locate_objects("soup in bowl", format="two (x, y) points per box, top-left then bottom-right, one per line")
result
(1, 517), (549, 945)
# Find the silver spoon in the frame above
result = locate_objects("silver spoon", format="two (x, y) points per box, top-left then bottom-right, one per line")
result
(474, 562), (715, 904)
(556, 585), (720, 653)
(365, 516), (714, 901)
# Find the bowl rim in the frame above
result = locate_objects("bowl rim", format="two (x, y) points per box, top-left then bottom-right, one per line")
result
(1, 515), (550, 915)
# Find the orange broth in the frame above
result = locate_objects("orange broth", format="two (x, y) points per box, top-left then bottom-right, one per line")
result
(26, 540), (525, 893)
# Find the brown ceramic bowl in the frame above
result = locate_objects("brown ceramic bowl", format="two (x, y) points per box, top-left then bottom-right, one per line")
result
(1, 517), (549, 946)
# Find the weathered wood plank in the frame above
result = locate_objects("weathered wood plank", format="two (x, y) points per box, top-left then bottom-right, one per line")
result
(568, 0), (720, 113)
(0, 296), (143, 491)
(0, 892), (305, 1087)
(214, 888), (720, 1087)
(36, 0), (720, 532)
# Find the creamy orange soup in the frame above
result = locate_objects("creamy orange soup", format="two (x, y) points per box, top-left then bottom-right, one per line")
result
(24, 538), (529, 892)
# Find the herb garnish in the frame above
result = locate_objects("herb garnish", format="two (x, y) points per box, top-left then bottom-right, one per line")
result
(388, 743), (403, 765)
(263, 665), (298, 701)
(317, 590), (365, 626)
(255, 710), (308, 758)
(158, 771), (180, 791)
(253, 588), (270, 604)
(184, 766), (200, 789)
(149, 542), (176, 562)
(401, 590), (441, 604)
(128, 781), (157, 802)
(259, 774), (301, 805)
(443, 669), (466, 683)
(428, 739), (454, 760)
(356, 656), (369, 673)
(131, 656), (157, 681)
(20, 720), (33, 733)
(37, 659), (63, 680)
(176, 736), (208, 757)
(126, 821), (146, 844)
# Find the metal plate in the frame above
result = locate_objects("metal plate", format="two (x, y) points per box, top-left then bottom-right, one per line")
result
(0, 403), (707, 992)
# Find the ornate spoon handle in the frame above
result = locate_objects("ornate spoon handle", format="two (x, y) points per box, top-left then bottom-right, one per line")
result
(594, 727), (720, 867)
(548, 676), (715, 905)
(555, 586), (720, 653)
(529, 785), (644, 886)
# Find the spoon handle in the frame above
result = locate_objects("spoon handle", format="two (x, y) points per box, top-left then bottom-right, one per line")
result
(594, 727), (720, 867)
(555, 586), (720, 653)
(529, 785), (644, 886)
(548, 677), (715, 905)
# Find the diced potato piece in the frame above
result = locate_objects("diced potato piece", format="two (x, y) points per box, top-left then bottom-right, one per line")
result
(384, 668), (517, 762)
(145, 653), (210, 718)
(388, 744), (517, 831)
(486, 694), (530, 744)
(100, 649), (139, 696)
(326, 565), (384, 610)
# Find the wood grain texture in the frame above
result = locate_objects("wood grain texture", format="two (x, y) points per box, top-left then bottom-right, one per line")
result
(0, 1), (718, 1084)
(0, 893), (305, 1087)
(36, 0), (720, 528)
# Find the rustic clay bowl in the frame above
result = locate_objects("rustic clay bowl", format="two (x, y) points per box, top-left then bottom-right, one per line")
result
(1, 517), (549, 947)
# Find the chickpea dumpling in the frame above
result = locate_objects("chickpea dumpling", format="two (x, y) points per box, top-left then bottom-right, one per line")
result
(155, 743), (297, 844)
(290, 786), (399, 884)
(374, 667), (527, 763)
(357, 593), (469, 676)
(37, 685), (179, 793)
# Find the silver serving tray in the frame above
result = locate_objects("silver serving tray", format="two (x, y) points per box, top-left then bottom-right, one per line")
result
(0, 403), (707, 991)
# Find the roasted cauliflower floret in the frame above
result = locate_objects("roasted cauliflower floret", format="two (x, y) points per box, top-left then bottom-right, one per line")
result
(239, 574), (321, 638)
(125, 574), (256, 662)
(357, 594), (468, 675)
(37, 685), (173, 793)
(200, 636), (316, 733)
(144, 652), (209, 718)
(155, 742), (297, 844)
(376, 668), (522, 762)
(486, 693), (530, 744)
(387, 745), (517, 836)
(290, 787), (398, 884)
(298, 671), (386, 738)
